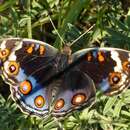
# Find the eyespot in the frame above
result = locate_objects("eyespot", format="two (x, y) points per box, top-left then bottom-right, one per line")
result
(54, 98), (65, 110)
(19, 80), (32, 95)
(0, 49), (10, 59)
(109, 72), (121, 85)
(123, 61), (130, 72)
(7, 61), (19, 75)
(71, 93), (86, 105)
(34, 95), (45, 108)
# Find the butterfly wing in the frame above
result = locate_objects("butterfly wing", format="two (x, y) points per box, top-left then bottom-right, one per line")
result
(51, 69), (96, 117)
(0, 38), (58, 117)
(72, 48), (130, 96)
(0, 38), (96, 117)
(2, 39), (128, 117)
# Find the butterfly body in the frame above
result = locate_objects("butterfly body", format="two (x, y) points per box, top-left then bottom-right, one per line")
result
(0, 38), (130, 117)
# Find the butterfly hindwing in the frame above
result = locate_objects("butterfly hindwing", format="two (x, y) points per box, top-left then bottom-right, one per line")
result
(51, 69), (96, 117)
(72, 48), (130, 96)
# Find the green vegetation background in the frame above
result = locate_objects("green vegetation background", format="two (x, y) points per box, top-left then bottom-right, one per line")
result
(1, 0), (130, 130)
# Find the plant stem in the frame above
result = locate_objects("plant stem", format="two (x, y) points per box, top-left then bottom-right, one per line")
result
(27, 0), (32, 39)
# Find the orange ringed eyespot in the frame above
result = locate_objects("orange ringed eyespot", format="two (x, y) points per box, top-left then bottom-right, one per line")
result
(54, 98), (65, 110)
(19, 80), (32, 95)
(0, 49), (10, 59)
(109, 72), (121, 85)
(34, 96), (45, 108)
(72, 93), (86, 105)
(8, 61), (19, 75)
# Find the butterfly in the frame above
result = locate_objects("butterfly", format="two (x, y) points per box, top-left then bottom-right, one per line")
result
(0, 37), (130, 118)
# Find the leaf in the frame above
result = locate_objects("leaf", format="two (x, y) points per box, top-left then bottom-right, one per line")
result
(104, 27), (130, 47)
(121, 110), (130, 118)
(32, 0), (43, 9)
(103, 96), (117, 115)
(0, 94), (6, 105)
(113, 100), (123, 117)
(126, 9), (130, 28)
(111, 16), (129, 31)
(0, 0), (15, 12)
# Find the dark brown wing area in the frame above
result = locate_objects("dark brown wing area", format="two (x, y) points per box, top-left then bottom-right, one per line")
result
(72, 48), (130, 96)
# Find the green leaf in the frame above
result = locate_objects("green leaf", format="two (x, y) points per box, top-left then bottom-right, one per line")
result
(0, 0), (15, 12)
(121, 110), (130, 117)
(105, 27), (130, 47)
(113, 100), (123, 117)
(126, 9), (130, 28)
(103, 96), (117, 115)
(111, 16), (129, 31)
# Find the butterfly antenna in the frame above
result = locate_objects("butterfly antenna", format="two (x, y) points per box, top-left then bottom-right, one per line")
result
(48, 15), (66, 45)
(69, 24), (95, 46)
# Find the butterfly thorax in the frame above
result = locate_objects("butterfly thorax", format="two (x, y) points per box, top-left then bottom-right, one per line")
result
(61, 45), (72, 64)
(52, 45), (73, 74)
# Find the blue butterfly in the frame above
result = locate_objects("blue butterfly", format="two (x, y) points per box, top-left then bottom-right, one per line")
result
(0, 38), (130, 118)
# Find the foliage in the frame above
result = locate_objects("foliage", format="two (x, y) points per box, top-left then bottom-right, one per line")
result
(0, 0), (130, 130)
